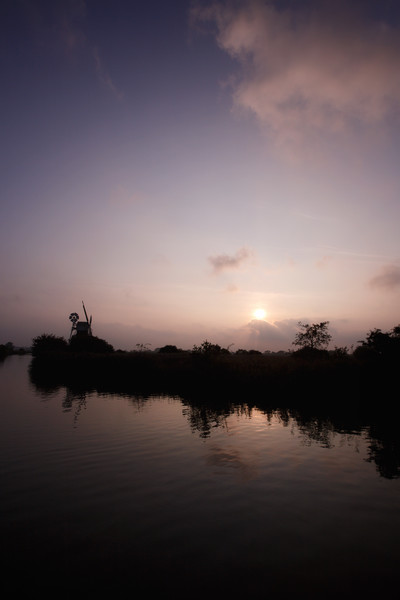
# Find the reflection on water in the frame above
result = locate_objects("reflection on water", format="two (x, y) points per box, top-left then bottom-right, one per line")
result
(182, 401), (253, 438)
(180, 399), (400, 480)
(2, 355), (400, 599)
(27, 360), (400, 479)
(62, 388), (88, 424)
(205, 442), (261, 481)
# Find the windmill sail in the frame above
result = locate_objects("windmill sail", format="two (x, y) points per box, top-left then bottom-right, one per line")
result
(82, 301), (89, 323)
(69, 303), (93, 338)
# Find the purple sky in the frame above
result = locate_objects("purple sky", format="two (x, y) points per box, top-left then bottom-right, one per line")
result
(1, 0), (400, 351)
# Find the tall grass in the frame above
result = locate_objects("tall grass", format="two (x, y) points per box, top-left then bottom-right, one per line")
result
(29, 348), (393, 405)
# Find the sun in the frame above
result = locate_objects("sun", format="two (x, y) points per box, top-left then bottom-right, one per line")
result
(253, 308), (267, 320)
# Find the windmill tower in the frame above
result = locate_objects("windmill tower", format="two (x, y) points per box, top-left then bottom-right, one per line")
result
(68, 301), (93, 340)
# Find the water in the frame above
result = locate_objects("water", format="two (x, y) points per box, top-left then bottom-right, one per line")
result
(1, 355), (399, 598)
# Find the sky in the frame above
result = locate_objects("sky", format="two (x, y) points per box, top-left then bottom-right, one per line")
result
(1, 0), (400, 352)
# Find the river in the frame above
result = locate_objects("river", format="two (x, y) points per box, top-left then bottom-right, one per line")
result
(1, 355), (399, 599)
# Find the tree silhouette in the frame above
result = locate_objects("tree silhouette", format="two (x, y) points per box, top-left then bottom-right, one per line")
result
(293, 321), (332, 351)
(354, 324), (400, 361)
(192, 340), (229, 355)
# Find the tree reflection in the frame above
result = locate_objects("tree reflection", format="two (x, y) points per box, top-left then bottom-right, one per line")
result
(367, 420), (400, 479)
(272, 408), (400, 479)
(29, 362), (400, 479)
(182, 398), (253, 438)
(182, 403), (228, 438)
(62, 388), (88, 427)
(180, 403), (400, 479)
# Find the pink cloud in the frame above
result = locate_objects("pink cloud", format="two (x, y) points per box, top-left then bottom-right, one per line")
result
(209, 247), (251, 273)
(235, 318), (298, 352)
(369, 264), (400, 290)
(193, 0), (400, 153)
(315, 255), (332, 269)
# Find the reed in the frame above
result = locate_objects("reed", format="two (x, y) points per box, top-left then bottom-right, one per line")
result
(29, 347), (393, 404)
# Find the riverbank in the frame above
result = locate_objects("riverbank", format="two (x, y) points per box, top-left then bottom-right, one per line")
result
(0, 345), (30, 360)
(28, 349), (394, 404)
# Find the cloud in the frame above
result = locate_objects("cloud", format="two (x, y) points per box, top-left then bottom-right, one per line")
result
(56, 0), (87, 53)
(192, 0), (400, 153)
(23, 0), (87, 55)
(22, 1), (123, 99)
(209, 247), (251, 273)
(236, 318), (299, 351)
(315, 255), (332, 269)
(369, 264), (400, 290)
(93, 47), (124, 100)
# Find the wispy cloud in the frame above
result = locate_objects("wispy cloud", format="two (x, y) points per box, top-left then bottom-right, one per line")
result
(23, 1), (123, 100)
(24, 0), (87, 55)
(93, 46), (124, 100)
(315, 255), (332, 269)
(57, 0), (87, 53)
(209, 247), (251, 273)
(369, 264), (400, 290)
(192, 0), (400, 155)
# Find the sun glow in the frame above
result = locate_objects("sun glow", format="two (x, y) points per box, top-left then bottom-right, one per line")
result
(253, 308), (267, 320)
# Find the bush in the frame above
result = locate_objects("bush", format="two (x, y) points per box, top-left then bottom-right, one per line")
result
(292, 347), (329, 360)
(192, 340), (229, 354)
(69, 335), (114, 354)
(32, 334), (69, 357)
(158, 345), (183, 353)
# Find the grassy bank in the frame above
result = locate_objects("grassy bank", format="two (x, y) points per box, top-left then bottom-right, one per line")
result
(29, 348), (394, 404)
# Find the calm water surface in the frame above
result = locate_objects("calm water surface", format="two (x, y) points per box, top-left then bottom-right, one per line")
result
(1, 356), (399, 598)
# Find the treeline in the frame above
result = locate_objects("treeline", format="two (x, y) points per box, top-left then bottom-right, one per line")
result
(30, 321), (400, 362)
(28, 322), (400, 403)
(31, 333), (114, 357)
(0, 342), (29, 360)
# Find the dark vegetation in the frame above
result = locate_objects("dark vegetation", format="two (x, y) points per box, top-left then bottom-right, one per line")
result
(28, 322), (400, 404)
(31, 333), (114, 357)
(0, 341), (29, 360)
(179, 402), (400, 479)
(23, 322), (400, 480)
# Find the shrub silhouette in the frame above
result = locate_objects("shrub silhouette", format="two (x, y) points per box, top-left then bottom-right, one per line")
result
(292, 347), (329, 360)
(69, 335), (114, 354)
(158, 345), (183, 353)
(192, 340), (229, 354)
(32, 334), (69, 357)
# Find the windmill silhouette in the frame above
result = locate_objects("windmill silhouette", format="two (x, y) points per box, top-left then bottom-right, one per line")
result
(69, 301), (93, 340)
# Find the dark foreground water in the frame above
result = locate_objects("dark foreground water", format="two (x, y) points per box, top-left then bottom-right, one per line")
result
(1, 355), (399, 599)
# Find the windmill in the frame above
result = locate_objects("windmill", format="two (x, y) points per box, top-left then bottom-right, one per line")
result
(69, 312), (79, 340)
(68, 301), (93, 339)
